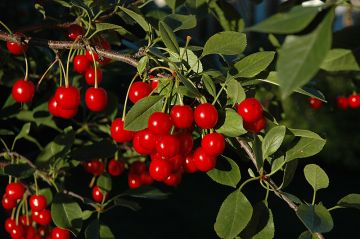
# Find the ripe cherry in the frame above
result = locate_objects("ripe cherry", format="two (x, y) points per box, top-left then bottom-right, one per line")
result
(29, 195), (47, 212)
(128, 174), (142, 189)
(184, 155), (198, 173)
(194, 103), (218, 129)
(237, 98), (263, 122)
(6, 182), (25, 201)
(25, 226), (36, 239)
(133, 131), (154, 155)
(140, 171), (154, 185)
(73, 55), (90, 74)
(170, 105), (194, 129)
(48, 97), (61, 117)
(85, 67), (103, 86)
(7, 33), (28, 55)
(193, 147), (216, 172)
(308, 97), (323, 109)
(5, 218), (16, 232)
(149, 159), (172, 181)
(137, 129), (157, 153)
(178, 133), (193, 156)
(201, 133), (225, 157)
(2, 194), (17, 210)
(108, 159), (125, 176)
(129, 161), (146, 175)
(243, 116), (266, 133)
(51, 227), (70, 239)
(8, 223), (24, 239)
(92, 186), (107, 203)
(156, 135), (180, 158)
(89, 160), (105, 176)
(33, 209), (51, 226)
(68, 24), (84, 40)
(148, 112), (173, 135)
(348, 94), (360, 108)
(19, 215), (31, 226)
(58, 107), (78, 119)
(85, 87), (108, 112)
(12, 80), (35, 103)
(336, 96), (348, 109)
(110, 118), (134, 143)
(164, 172), (182, 187)
(55, 86), (81, 109)
(168, 154), (184, 173)
(129, 81), (152, 103)
(150, 76), (159, 90)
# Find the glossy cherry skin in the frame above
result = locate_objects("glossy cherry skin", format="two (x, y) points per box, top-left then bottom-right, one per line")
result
(110, 118), (134, 143)
(184, 154), (198, 173)
(7, 33), (28, 55)
(201, 133), (225, 157)
(5, 218), (16, 232)
(194, 103), (218, 129)
(12, 80), (35, 103)
(55, 86), (81, 109)
(336, 96), (348, 109)
(168, 154), (184, 173)
(156, 135), (180, 158)
(2, 194), (17, 210)
(92, 186), (107, 203)
(51, 227), (70, 239)
(85, 87), (108, 112)
(164, 172), (182, 187)
(137, 129), (157, 153)
(237, 98), (263, 122)
(170, 105), (194, 129)
(58, 107), (78, 119)
(48, 97), (61, 117)
(19, 215), (31, 226)
(73, 55), (90, 74)
(150, 78), (159, 90)
(348, 94), (360, 108)
(6, 182), (25, 201)
(148, 112), (173, 135)
(29, 195), (47, 212)
(129, 81), (152, 103)
(33, 209), (51, 226)
(85, 67), (103, 86)
(68, 24), (84, 40)
(140, 171), (154, 185)
(149, 159), (172, 182)
(308, 97), (323, 109)
(133, 131), (154, 155)
(25, 226), (36, 239)
(129, 161), (147, 175)
(8, 223), (24, 239)
(193, 147), (216, 172)
(89, 160), (105, 176)
(178, 133), (193, 156)
(128, 174), (142, 189)
(243, 116), (266, 133)
(108, 159), (125, 176)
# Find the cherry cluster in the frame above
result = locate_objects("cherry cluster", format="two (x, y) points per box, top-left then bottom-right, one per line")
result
(2, 182), (70, 239)
(237, 98), (266, 133)
(308, 94), (360, 110)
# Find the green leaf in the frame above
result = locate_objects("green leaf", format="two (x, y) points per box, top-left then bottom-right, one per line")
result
(0, 129), (13, 135)
(94, 23), (131, 36)
(38, 188), (53, 206)
(304, 164), (329, 192)
(296, 204), (334, 233)
(271, 156), (285, 173)
(337, 194), (360, 210)
(202, 74), (217, 98)
(207, 156), (241, 188)
(262, 126), (286, 159)
(214, 189), (253, 239)
(12, 123), (31, 149)
(298, 231), (317, 239)
(233, 51), (275, 78)
(202, 31), (247, 57)
(282, 159), (298, 189)
(51, 194), (83, 235)
(320, 48), (360, 71)
(137, 56), (149, 74)
(4, 164), (35, 179)
(165, 0), (186, 12)
(253, 135), (264, 169)
(125, 186), (169, 200)
(285, 133), (326, 162)
(82, 210), (94, 220)
(168, 48), (203, 73)
(71, 140), (117, 161)
(118, 7), (150, 32)
(226, 76), (246, 106)
(124, 95), (164, 131)
(113, 198), (141, 211)
(164, 14), (196, 31)
(288, 129), (324, 140)
(159, 21), (179, 54)
(85, 219), (99, 239)
(97, 173), (112, 192)
(176, 73), (201, 96)
(100, 224), (115, 239)
(277, 10), (335, 98)
(248, 6), (319, 34)
(216, 109), (247, 137)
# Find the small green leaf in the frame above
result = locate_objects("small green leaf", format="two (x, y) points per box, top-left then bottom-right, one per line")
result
(253, 135), (263, 169)
(125, 186), (169, 200)
(119, 7), (150, 32)
(124, 95), (164, 131)
(85, 219), (99, 239)
(168, 48), (203, 73)
(71, 140), (117, 161)
(207, 156), (241, 188)
(159, 21), (179, 54)
(137, 56), (149, 74)
(113, 198), (141, 211)
(82, 210), (94, 220)
(337, 194), (360, 210)
(298, 231), (317, 239)
(271, 156), (285, 173)
(177, 73), (201, 97)
(226, 76), (246, 106)
(262, 126), (286, 159)
(288, 129), (324, 140)
(12, 123), (31, 149)
(0, 129), (14, 135)
(202, 74), (217, 98)
(214, 189), (253, 239)
(285, 136), (326, 162)
(97, 173), (112, 192)
(282, 159), (298, 189)
(38, 188), (53, 205)
(202, 31), (247, 57)
(233, 51), (275, 78)
(304, 164), (329, 192)
(320, 48), (360, 71)
(216, 109), (247, 137)
(164, 14), (196, 31)
(4, 164), (35, 179)
(165, 0), (186, 12)
(94, 23), (131, 36)
(296, 203), (334, 233)
(100, 224), (115, 239)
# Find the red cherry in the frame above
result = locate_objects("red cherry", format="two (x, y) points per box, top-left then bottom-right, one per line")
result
(88, 160), (104, 176)
(129, 161), (146, 175)
(68, 24), (84, 40)
(85, 87), (108, 112)
(5, 218), (16, 232)
(51, 227), (70, 239)
(308, 97), (323, 109)
(129, 81), (152, 103)
(92, 186), (107, 203)
(29, 195), (47, 212)
(140, 171), (154, 185)
(33, 209), (51, 226)
(184, 154), (198, 173)
(55, 86), (81, 109)
(336, 96), (348, 109)
(149, 159), (172, 182)
(193, 147), (216, 172)
(201, 133), (225, 157)
(137, 129), (157, 153)
(237, 98), (263, 122)
(133, 131), (154, 155)
(2, 194), (17, 210)
(168, 154), (184, 173)
(348, 94), (360, 108)
(85, 38), (111, 64)
(170, 105), (194, 129)
(37, 226), (48, 237)
(6, 182), (25, 201)
(110, 118), (134, 143)
(164, 172), (182, 187)
(85, 67), (103, 86)
(151, 78), (159, 90)
(48, 97), (61, 117)
(108, 159), (125, 176)
(178, 133), (193, 156)
(156, 135), (180, 158)
(7, 33), (28, 55)
(58, 107), (78, 119)
(194, 103), (218, 129)
(148, 112), (173, 135)
(9, 223), (24, 239)
(25, 225), (36, 239)
(128, 174), (142, 189)
(243, 116), (266, 133)
(19, 215), (31, 226)
(12, 80), (35, 103)
(73, 55), (90, 74)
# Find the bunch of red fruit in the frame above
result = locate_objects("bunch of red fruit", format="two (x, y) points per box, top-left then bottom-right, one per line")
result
(2, 182), (70, 239)
(237, 98), (266, 133)
(308, 94), (360, 110)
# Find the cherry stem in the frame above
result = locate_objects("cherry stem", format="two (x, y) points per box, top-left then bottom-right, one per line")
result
(122, 73), (139, 120)
(34, 173), (39, 195)
(114, 151), (119, 161)
(149, 66), (176, 77)
(37, 58), (59, 89)
(24, 53), (29, 81)
(15, 197), (25, 225)
(89, 175), (96, 188)
(65, 37), (81, 88)
(58, 59), (67, 87)
(212, 83), (226, 105)
(89, 48), (98, 88)
(0, 20), (12, 34)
